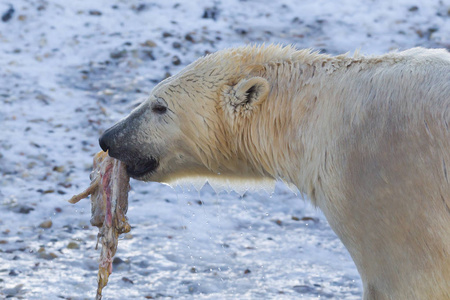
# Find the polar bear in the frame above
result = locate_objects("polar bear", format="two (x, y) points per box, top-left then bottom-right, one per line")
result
(98, 45), (450, 299)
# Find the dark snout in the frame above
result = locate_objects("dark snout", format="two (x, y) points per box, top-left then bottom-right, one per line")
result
(98, 113), (160, 179)
(99, 105), (145, 160)
(98, 121), (127, 159)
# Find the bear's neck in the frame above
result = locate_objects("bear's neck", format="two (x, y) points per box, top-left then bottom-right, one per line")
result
(242, 53), (450, 299)
(236, 60), (331, 198)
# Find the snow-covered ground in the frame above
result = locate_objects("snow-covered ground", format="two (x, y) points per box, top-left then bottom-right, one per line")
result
(0, 0), (448, 299)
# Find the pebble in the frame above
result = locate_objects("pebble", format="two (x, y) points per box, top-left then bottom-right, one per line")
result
(185, 33), (195, 42)
(122, 277), (134, 284)
(89, 10), (102, 16)
(37, 247), (58, 260)
(114, 257), (130, 271)
(52, 166), (65, 172)
(2, 5), (14, 22)
(235, 28), (248, 35)
(172, 56), (181, 65)
(110, 49), (127, 59)
(39, 220), (52, 229)
(58, 182), (72, 189)
(15, 205), (34, 214)
(38, 252), (58, 260)
(202, 7), (219, 20)
(133, 4), (147, 12)
(113, 257), (125, 265)
(301, 217), (318, 222)
(142, 40), (157, 47)
(67, 242), (80, 249)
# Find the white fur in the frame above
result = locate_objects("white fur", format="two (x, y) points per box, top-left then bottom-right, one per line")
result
(121, 45), (450, 299)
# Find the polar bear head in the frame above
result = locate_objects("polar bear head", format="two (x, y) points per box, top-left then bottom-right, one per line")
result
(98, 46), (294, 185)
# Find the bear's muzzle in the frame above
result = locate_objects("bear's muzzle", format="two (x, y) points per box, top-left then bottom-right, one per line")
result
(99, 121), (160, 179)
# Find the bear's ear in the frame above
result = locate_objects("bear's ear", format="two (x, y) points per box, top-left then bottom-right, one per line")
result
(228, 77), (270, 109)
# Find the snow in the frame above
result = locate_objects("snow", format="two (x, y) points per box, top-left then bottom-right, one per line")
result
(0, 0), (448, 299)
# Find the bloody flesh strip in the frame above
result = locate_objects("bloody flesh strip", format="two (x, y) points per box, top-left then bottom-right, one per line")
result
(68, 151), (131, 300)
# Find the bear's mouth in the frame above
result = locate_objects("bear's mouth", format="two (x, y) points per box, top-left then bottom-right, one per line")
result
(126, 157), (159, 179)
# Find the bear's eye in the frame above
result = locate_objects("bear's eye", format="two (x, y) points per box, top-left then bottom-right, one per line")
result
(152, 103), (167, 114)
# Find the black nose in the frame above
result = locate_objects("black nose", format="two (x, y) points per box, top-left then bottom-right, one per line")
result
(98, 120), (129, 156)
(99, 132), (110, 152)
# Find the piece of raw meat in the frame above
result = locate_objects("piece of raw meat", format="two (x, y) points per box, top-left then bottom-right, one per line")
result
(68, 151), (131, 300)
